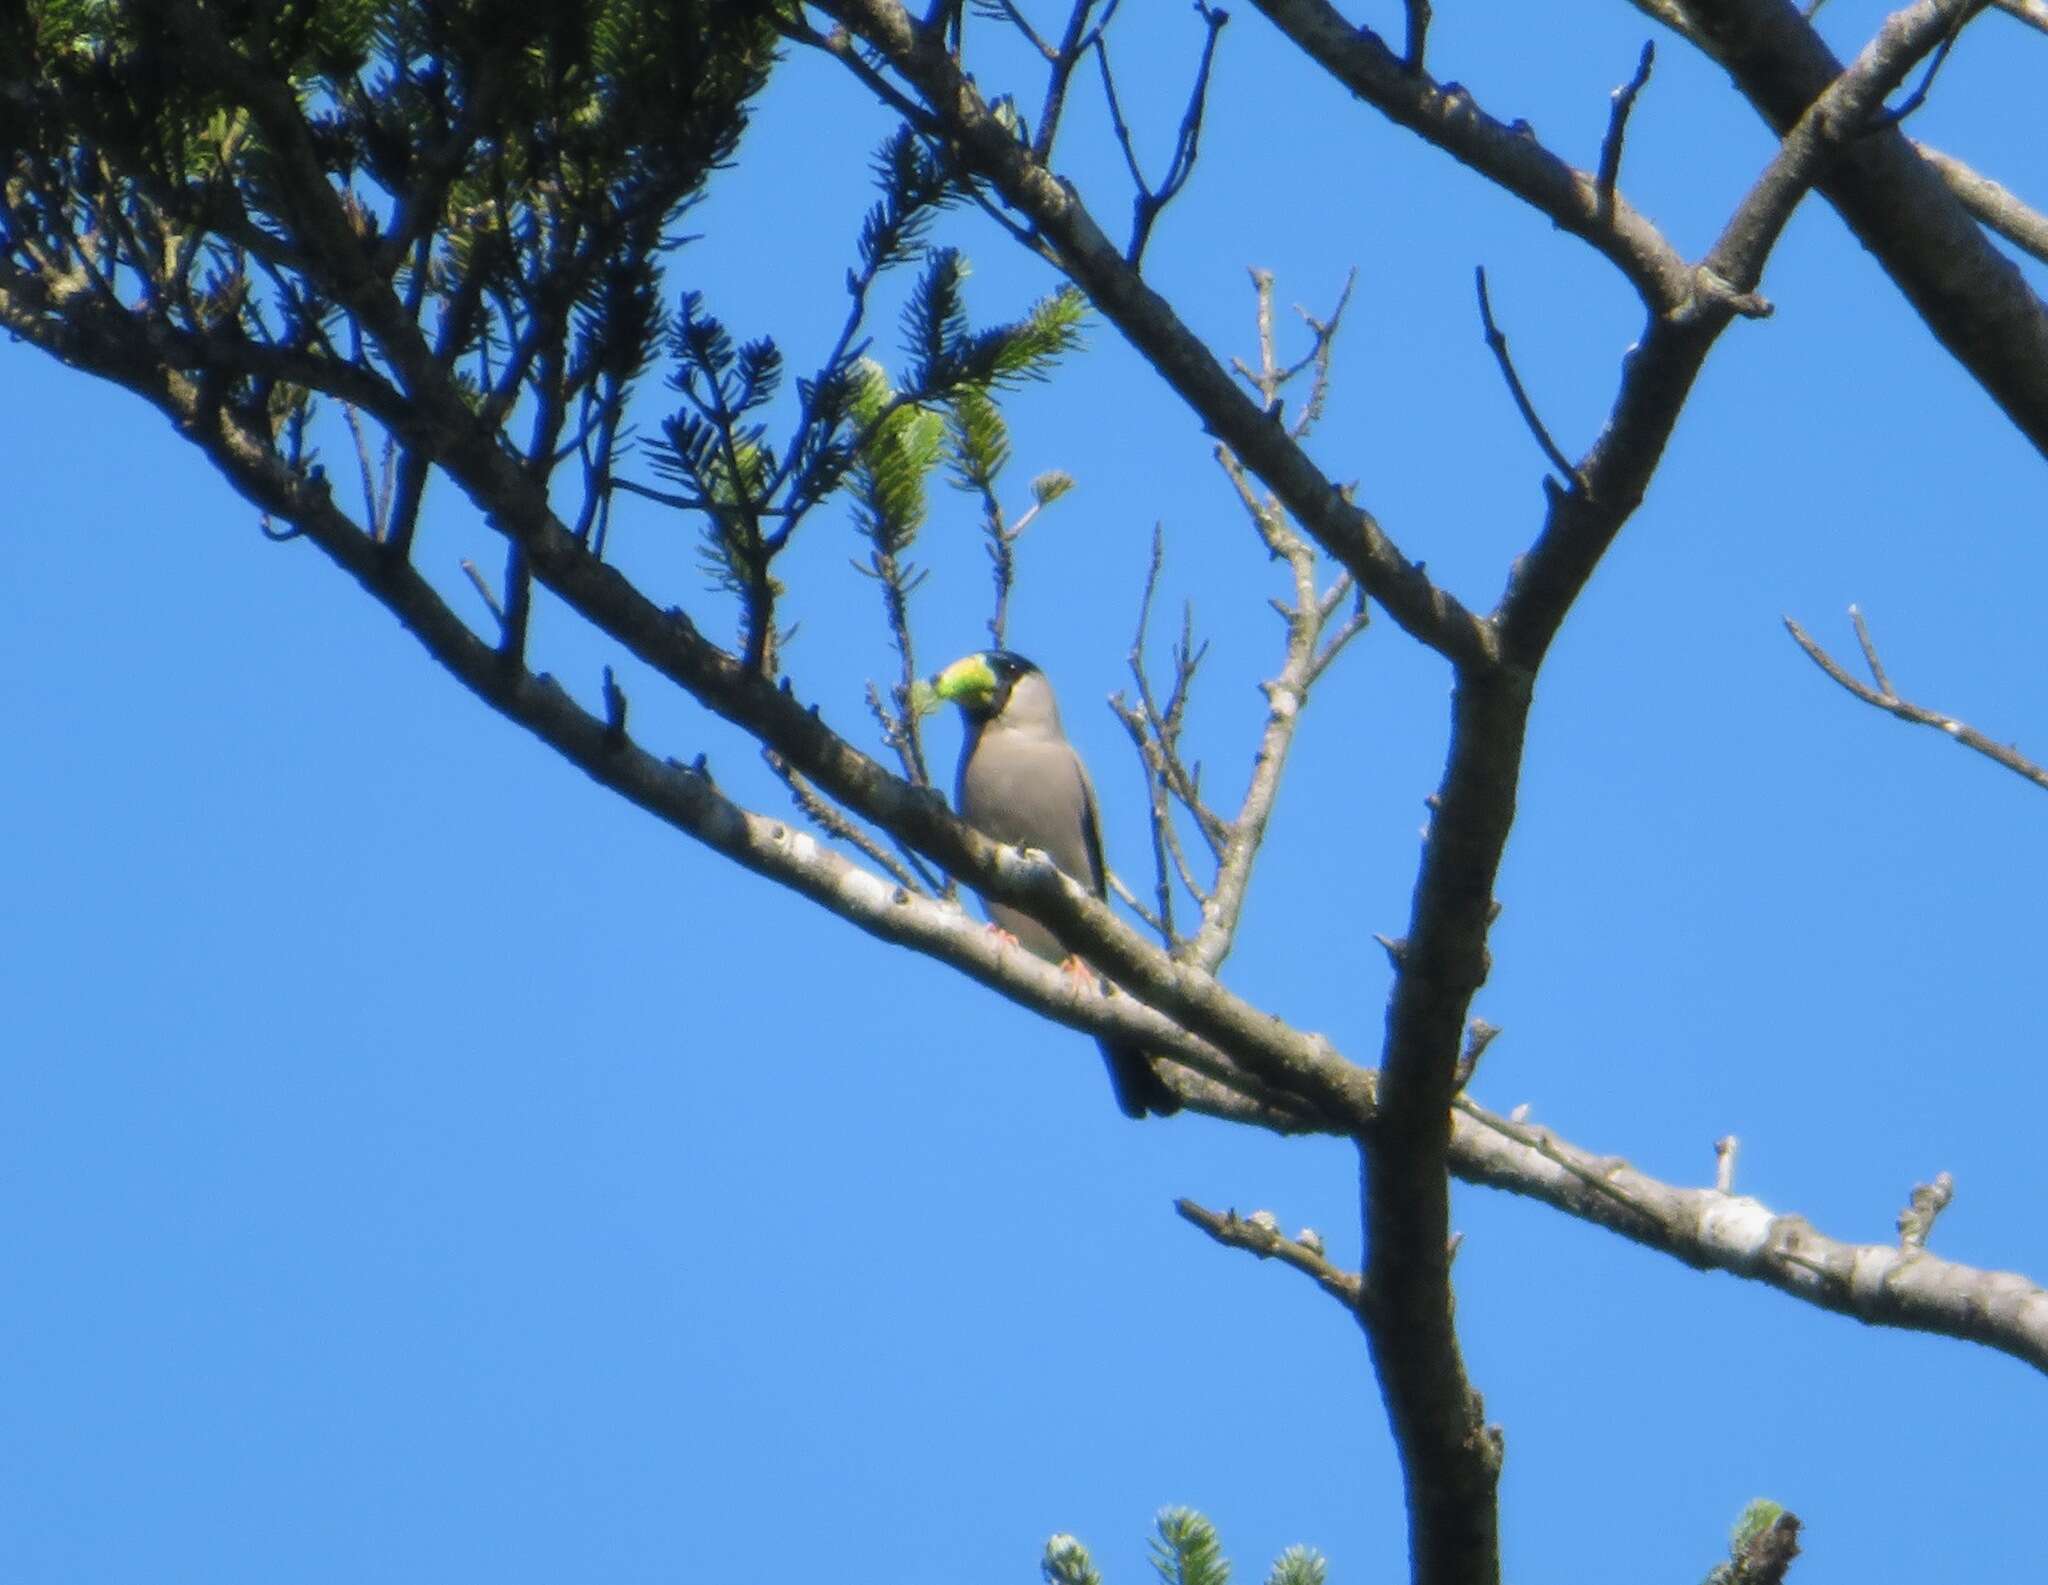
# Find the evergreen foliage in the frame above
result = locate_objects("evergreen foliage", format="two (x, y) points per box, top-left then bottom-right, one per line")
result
(1038, 1510), (1329, 1585)
(1703, 1500), (1802, 1585)
(0, 0), (1079, 673)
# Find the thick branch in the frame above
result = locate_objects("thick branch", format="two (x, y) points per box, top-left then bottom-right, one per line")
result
(1452, 1098), (2048, 1374)
(1912, 143), (2048, 268)
(118, 364), (1339, 1129)
(806, 0), (1496, 670)
(1642, 0), (2048, 458)
(1328, 16), (1965, 1553)
(1360, 672), (1520, 1585)
(1246, 0), (1695, 311)
(1990, 0), (2048, 32)
(26, 263), (2048, 1387)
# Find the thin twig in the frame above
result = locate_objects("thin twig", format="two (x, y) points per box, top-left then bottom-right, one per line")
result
(1474, 266), (1584, 488)
(1090, 4), (1229, 265)
(1127, 528), (1229, 857)
(1175, 1198), (1366, 1310)
(1596, 42), (1656, 219)
(1031, 0), (1103, 162)
(340, 402), (386, 539)
(1866, 0), (1987, 129)
(1785, 613), (2048, 793)
(1452, 1019), (1501, 1091)
(1402, 0), (1431, 71)
(500, 537), (532, 661)
(601, 665), (629, 749)
(765, 748), (930, 894)
(460, 557), (506, 628)
(1308, 580), (1369, 685)
(986, 0), (1052, 56)
(1714, 1134), (1739, 1194)
(1104, 868), (1169, 940)
(1283, 269), (1358, 441)
(1898, 1171), (1955, 1250)
(1109, 695), (1186, 947)
(1850, 604), (1893, 697)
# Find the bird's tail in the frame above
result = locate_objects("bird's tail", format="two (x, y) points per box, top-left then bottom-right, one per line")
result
(1098, 1039), (1181, 1120)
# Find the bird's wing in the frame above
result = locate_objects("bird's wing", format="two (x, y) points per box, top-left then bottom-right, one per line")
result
(1075, 750), (1110, 902)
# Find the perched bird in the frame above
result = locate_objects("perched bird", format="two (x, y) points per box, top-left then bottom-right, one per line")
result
(930, 649), (1179, 1119)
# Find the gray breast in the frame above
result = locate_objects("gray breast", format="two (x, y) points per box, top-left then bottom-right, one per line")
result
(956, 727), (1102, 962)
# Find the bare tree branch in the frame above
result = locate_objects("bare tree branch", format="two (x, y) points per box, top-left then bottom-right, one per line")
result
(1990, 0), (2048, 34)
(1089, 1), (1229, 264)
(1175, 1199), (1365, 1309)
(1491, 0), (1963, 667)
(1247, 0), (1696, 311)
(765, 749), (933, 894)
(1473, 265), (1584, 487)
(1596, 41), (1657, 218)
(18, 8), (2048, 1579)
(1912, 142), (2048, 267)
(1633, 0), (2048, 458)
(1401, 0), (1431, 71)
(1451, 1098), (2048, 1375)
(22, 250), (2048, 1403)
(1108, 269), (1369, 975)
(1197, 442), (1367, 973)
(806, 0), (1498, 670)
(1898, 1172), (1956, 1250)
(1785, 611), (2048, 792)
(778, 10), (1993, 1578)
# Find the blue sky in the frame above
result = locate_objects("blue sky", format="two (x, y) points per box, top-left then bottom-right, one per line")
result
(5, 4), (2046, 1581)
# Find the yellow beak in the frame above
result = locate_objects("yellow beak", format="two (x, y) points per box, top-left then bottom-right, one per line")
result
(931, 652), (998, 708)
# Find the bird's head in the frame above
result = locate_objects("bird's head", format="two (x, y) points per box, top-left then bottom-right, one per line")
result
(928, 649), (1042, 721)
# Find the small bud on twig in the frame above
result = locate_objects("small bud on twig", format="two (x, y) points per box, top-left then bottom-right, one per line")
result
(1714, 1134), (1739, 1194)
(1897, 1171), (1955, 1250)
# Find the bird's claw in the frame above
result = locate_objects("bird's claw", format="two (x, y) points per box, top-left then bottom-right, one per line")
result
(1058, 955), (1100, 992)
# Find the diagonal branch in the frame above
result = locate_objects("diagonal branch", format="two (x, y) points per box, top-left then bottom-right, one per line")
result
(91, 338), (1343, 1128)
(1451, 1096), (2048, 1374)
(26, 263), (2048, 1389)
(1911, 143), (2048, 268)
(1346, 15), (1969, 1570)
(804, 0), (1497, 671)
(1635, 0), (2048, 458)
(1497, 0), (1963, 668)
(1990, 0), (2048, 31)
(1473, 265), (1584, 487)
(1175, 1198), (1365, 1309)
(28, 32), (1381, 1133)
(1785, 611), (2048, 793)
(1246, 0), (1695, 311)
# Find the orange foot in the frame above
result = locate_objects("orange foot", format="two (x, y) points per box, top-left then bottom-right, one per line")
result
(984, 924), (1022, 949)
(1058, 955), (1101, 992)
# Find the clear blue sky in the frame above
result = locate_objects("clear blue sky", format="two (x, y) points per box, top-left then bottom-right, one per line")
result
(5, 5), (2045, 1581)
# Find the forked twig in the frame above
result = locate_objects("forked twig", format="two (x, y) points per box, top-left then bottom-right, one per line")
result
(1176, 1198), (1366, 1310)
(1785, 609), (2048, 793)
(764, 747), (931, 894)
(1898, 1171), (1955, 1250)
